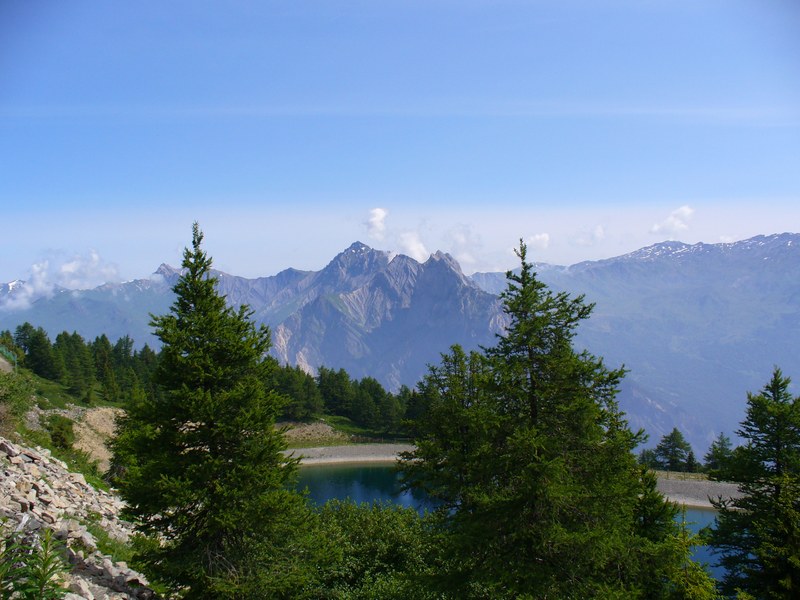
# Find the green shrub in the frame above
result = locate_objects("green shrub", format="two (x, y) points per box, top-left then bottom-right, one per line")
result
(44, 415), (75, 451)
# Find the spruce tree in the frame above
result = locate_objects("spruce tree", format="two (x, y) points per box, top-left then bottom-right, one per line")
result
(704, 432), (733, 479)
(402, 240), (716, 598)
(708, 368), (800, 598)
(655, 428), (693, 472)
(112, 224), (313, 598)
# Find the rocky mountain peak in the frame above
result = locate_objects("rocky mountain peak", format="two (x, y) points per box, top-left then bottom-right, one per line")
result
(154, 263), (181, 279)
(316, 242), (391, 290)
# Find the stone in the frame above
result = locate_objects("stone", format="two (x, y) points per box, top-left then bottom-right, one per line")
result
(40, 510), (57, 524)
(22, 463), (40, 477)
(0, 440), (19, 457)
(69, 578), (95, 599)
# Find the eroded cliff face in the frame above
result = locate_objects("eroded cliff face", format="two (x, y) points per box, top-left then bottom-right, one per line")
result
(0, 436), (156, 599)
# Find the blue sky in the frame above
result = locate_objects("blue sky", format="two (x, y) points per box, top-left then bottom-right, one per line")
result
(1, 0), (799, 288)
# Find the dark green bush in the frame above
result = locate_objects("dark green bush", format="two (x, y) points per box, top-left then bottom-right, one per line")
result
(45, 415), (75, 450)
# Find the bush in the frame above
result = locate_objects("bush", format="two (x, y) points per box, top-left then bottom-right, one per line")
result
(0, 371), (34, 436)
(45, 415), (75, 450)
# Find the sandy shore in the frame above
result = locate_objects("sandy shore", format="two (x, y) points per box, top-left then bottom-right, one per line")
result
(287, 444), (742, 509)
(286, 443), (414, 465)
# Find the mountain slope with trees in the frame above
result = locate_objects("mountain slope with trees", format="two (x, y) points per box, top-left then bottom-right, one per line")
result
(2, 233), (799, 450)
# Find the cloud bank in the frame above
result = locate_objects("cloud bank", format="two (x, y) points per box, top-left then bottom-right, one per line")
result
(651, 205), (694, 237)
(0, 250), (119, 311)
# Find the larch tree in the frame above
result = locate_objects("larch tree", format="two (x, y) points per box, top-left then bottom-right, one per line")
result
(402, 240), (717, 599)
(111, 224), (318, 598)
(708, 368), (800, 599)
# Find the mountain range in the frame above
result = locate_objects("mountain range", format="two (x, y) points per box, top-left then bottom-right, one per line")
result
(2, 233), (799, 453)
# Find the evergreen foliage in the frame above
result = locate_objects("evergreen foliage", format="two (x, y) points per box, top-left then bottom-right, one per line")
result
(111, 224), (314, 598)
(401, 240), (716, 598)
(704, 432), (734, 480)
(44, 414), (75, 450)
(655, 427), (694, 472)
(708, 368), (800, 599)
(638, 447), (661, 469)
(271, 363), (324, 420)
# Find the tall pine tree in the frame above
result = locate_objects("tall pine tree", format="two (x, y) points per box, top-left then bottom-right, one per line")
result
(112, 224), (314, 598)
(709, 368), (800, 599)
(402, 240), (717, 599)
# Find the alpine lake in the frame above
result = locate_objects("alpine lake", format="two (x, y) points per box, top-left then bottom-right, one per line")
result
(297, 462), (723, 580)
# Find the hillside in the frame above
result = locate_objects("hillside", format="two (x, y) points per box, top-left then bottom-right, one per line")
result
(0, 434), (155, 599)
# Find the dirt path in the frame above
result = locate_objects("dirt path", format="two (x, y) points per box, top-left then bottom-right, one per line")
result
(0, 356), (12, 373)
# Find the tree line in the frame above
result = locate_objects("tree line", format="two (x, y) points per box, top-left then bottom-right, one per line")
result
(2, 325), (420, 435)
(637, 427), (735, 478)
(1, 325), (158, 405)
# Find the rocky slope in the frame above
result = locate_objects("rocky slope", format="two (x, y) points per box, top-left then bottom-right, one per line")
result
(0, 436), (155, 599)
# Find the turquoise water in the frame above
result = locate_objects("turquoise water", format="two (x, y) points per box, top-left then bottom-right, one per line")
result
(297, 463), (722, 578)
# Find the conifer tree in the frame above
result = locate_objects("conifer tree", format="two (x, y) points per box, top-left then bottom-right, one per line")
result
(402, 240), (716, 598)
(704, 432), (733, 479)
(655, 427), (693, 472)
(112, 224), (314, 598)
(708, 368), (800, 598)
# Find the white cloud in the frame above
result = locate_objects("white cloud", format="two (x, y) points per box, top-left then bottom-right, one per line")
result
(651, 205), (694, 237)
(0, 250), (119, 312)
(57, 249), (119, 289)
(365, 208), (388, 241)
(445, 224), (483, 268)
(399, 232), (429, 262)
(574, 224), (606, 247)
(526, 233), (550, 250)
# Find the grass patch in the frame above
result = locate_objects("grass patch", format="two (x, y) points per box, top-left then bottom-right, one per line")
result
(31, 374), (122, 410)
(654, 470), (709, 481)
(322, 415), (411, 443)
(30, 377), (77, 410)
(82, 515), (135, 564)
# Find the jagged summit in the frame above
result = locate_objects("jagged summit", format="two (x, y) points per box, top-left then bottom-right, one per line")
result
(344, 241), (374, 254)
(426, 250), (462, 272)
(154, 263), (182, 278)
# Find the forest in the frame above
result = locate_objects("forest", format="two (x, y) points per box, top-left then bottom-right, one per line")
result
(1, 226), (798, 599)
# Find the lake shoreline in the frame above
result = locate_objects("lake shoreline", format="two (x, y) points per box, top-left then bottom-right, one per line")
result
(286, 444), (743, 509)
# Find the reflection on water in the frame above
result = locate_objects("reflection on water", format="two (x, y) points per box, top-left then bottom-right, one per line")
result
(297, 464), (723, 579)
(297, 462), (435, 512)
